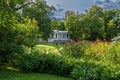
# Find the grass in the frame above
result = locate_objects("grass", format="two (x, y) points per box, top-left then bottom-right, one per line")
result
(33, 43), (63, 55)
(35, 44), (56, 50)
(0, 70), (72, 80)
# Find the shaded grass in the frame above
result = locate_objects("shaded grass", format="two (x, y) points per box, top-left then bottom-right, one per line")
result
(0, 70), (72, 80)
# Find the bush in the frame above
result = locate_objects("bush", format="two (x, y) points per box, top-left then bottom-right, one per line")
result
(10, 52), (74, 76)
(108, 42), (120, 63)
(9, 42), (120, 80)
(10, 50), (120, 80)
(62, 42), (84, 58)
(71, 59), (119, 80)
(82, 40), (120, 64)
(0, 57), (2, 66)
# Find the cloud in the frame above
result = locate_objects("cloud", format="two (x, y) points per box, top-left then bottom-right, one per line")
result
(93, 1), (103, 4)
(93, 0), (111, 4)
(55, 4), (64, 12)
(56, 4), (61, 8)
(93, 0), (120, 9)
(49, 4), (65, 20)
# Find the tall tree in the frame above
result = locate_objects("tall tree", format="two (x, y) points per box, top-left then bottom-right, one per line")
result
(103, 9), (119, 40)
(0, 0), (39, 64)
(64, 12), (84, 40)
(89, 5), (103, 17)
(81, 14), (104, 40)
(64, 6), (105, 41)
(51, 20), (65, 30)
(22, 0), (53, 39)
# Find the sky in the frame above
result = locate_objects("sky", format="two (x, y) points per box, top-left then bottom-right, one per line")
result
(46, 0), (93, 13)
(45, 0), (120, 19)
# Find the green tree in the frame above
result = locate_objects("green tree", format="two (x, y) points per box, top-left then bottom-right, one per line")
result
(64, 12), (84, 40)
(64, 6), (105, 41)
(103, 9), (119, 40)
(0, 0), (39, 64)
(82, 6), (104, 40)
(51, 20), (65, 30)
(22, 0), (53, 39)
(81, 14), (104, 40)
(89, 5), (103, 17)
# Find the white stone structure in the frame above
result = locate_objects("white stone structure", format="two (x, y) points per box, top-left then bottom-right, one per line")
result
(48, 30), (71, 43)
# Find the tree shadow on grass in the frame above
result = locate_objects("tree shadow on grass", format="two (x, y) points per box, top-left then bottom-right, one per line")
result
(0, 68), (72, 80)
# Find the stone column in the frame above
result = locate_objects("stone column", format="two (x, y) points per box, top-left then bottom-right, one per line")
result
(54, 32), (57, 39)
(65, 33), (67, 39)
(61, 33), (62, 39)
(62, 33), (64, 39)
(64, 33), (66, 39)
(53, 33), (56, 39)
(57, 33), (59, 39)
(59, 33), (61, 39)
(59, 33), (60, 39)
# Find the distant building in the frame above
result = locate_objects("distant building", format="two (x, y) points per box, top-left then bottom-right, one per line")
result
(48, 30), (72, 43)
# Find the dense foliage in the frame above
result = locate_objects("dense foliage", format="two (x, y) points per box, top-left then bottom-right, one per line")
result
(51, 20), (65, 30)
(1, 1), (120, 80)
(22, 0), (53, 39)
(0, 0), (52, 64)
(64, 6), (120, 41)
(9, 41), (120, 80)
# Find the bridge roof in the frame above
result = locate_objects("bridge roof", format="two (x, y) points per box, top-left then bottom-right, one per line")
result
(52, 30), (68, 33)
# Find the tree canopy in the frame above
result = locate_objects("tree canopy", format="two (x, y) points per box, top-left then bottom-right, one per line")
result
(1, 0), (120, 64)
(0, 0), (52, 64)
(64, 6), (120, 41)
(22, 0), (53, 39)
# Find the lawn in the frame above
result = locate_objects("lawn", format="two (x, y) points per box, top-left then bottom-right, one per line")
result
(0, 70), (72, 80)
(33, 43), (62, 54)
(35, 44), (56, 51)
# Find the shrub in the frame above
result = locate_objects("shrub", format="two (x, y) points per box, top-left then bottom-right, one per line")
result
(71, 59), (118, 80)
(108, 42), (120, 63)
(10, 49), (120, 80)
(10, 52), (74, 76)
(113, 65), (120, 80)
(62, 42), (84, 58)
(9, 42), (120, 80)
(0, 57), (2, 66)
(82, 40), (120, 64)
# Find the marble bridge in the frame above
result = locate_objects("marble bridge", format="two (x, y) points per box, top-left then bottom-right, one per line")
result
(48, 30), (72, 43)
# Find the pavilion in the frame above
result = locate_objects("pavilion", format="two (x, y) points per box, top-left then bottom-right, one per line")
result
(48, 30), (72, 43)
